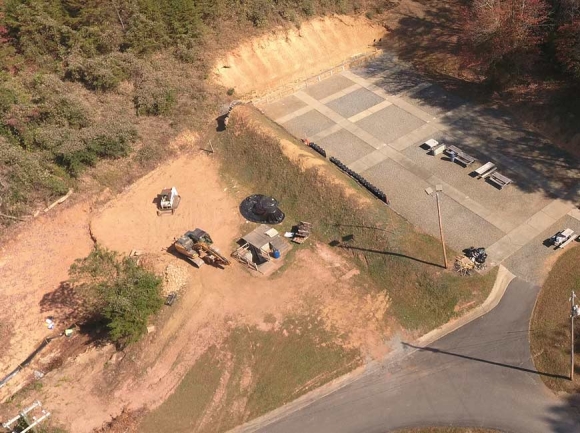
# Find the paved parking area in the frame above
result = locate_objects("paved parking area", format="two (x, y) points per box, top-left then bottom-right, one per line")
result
(257, 53), (580, 276)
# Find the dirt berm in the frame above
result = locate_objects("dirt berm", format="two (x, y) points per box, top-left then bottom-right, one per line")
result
(213, 15), (386, 97)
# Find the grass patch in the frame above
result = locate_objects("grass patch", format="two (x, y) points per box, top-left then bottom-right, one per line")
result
(139, 315), (359, 433)
(530, 245), (580, 393)
(139, 347), (222, 432)
(215, 108), (497, 333)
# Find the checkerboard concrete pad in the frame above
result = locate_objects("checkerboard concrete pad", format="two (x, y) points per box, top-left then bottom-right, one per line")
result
(361, 65), (425, 95)
(260, 95), (308, 120)
(318, 129), (375, 165)
(355, 105), (426, 144)
(362, 159), (505, 250)
(400, 84), (466, 116)
(305, 75), (357, 101)
(402, 142), (552, 229)
(282, 110), (336, 138)
(326, 88), (385, 119)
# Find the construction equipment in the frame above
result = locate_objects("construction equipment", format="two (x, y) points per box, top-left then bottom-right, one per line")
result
(157, 187), (181, 215)
(174, 229), (230, 268)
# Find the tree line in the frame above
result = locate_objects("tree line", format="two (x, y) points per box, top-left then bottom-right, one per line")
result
(462, 0), (580, 85)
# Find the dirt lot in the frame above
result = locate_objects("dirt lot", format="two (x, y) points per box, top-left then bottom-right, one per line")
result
(0, 143), (393, 432)
(0, 9), (513, 432)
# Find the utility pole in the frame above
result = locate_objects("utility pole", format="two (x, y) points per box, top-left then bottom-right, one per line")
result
(571, 291), (579, 381)
(435, 185), (448, 269)
(425, 185), (448, 269)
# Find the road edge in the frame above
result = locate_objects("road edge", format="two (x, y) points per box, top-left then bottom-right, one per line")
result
(229, 265), (515, 433)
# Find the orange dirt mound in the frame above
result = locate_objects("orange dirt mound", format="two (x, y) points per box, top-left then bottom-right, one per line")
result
(214, 15), (386, 96)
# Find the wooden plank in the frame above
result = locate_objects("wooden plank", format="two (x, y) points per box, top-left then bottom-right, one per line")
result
(475, 162), (495, 175)
(480, 166), (497, 179)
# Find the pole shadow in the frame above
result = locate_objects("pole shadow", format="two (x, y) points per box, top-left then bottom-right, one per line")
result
(402, 342), (569, 380)
(330, 241), (444, 269)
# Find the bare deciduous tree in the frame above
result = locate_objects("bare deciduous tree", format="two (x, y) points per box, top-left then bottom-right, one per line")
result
(461, 0), (550, 84)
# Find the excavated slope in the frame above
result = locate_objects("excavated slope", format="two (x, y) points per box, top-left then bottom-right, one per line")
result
(214, 15), (386, 96)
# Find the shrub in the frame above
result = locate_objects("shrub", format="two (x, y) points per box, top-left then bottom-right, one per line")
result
(133, 70), (177, 116)
(302, 0), (316, 16)
(65, 53), (137, 91)
(123, 13), (169, 54)
(69, 245), (164, 347)
(0, 86), (17, 113)
(0, 137), (69, 211)
(461, 0), (550, 84)
(55, 122), (137, 176)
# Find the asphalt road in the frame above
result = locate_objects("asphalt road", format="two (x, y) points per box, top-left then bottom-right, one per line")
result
(255, 279), (580, 433)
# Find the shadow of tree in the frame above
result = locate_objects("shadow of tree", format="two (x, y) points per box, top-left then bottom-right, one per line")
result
(357, 0), (580, 202)
(544, 393), (580, 432)
(39, 281), (85, 319)
(38, 282), (111, 347)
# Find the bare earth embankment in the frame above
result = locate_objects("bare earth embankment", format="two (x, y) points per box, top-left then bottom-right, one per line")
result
(214, 15), (386, 97)
(0, 14), (497, 433)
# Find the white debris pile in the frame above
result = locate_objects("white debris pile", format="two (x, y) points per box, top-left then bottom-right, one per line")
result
(163, 264), (188, 295)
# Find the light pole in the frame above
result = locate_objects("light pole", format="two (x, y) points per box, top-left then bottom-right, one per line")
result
(425, 185), (448, 269)
(571, 291), (579, 381)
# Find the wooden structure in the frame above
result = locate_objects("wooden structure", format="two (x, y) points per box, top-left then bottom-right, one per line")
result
(292, 221), (312, 244)
(488, 172), (513, 189)
(474, 162), (497, 179)
(232, 225), (291, 274)
(445, 145), (476, 167)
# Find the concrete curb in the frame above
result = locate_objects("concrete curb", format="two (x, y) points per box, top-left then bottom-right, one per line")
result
(229, 265), (515, 433)
(416, 265), (515, 347)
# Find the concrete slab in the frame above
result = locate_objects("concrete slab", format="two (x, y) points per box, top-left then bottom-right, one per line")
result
(540, 199), (576, 220)
(311, 124), (343, 141)
(282, 110), (336, 139)
(317, 129), (375, 165)
(275, 105), (313, 124)
(525, 211), (557, 232)
(347, 100), (393, 123)
(356, 105), (425, 144)
(362, 159), (504, 250)
(305, 75), (357, 100)
(326, 88), (386, 119)
(399, 84), (466, 117)
(387, 122), (442, 152)
(350, 63), (425, 95)
(260, 95), (308, 120)
(569, 207), (580, 221)
(339, 122), (385, 150)
(319, 84), (362, 104)
(401, 141), (552, 229)
(348, 149), (389, 173)
(503, 215), (580, 284)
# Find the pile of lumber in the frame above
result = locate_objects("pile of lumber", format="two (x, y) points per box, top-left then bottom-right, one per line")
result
(292, 221), (312, 244)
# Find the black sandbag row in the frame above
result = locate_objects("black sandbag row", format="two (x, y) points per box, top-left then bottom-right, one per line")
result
(329, 156), (389, 204)
(308, 142), (327, 158)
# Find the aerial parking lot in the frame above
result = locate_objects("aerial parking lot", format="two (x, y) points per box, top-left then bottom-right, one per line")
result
(259, 54), (580, 280)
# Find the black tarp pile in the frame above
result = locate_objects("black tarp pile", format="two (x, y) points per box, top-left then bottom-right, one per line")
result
(239, 195), (285, 224)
